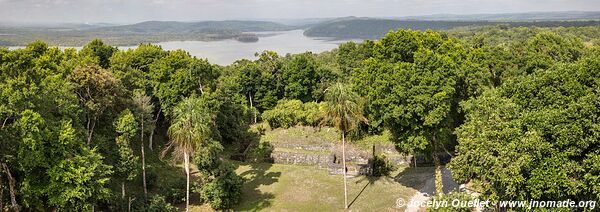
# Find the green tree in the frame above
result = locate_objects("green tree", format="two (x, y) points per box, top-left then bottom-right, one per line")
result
(163, 97), (213, 212)
(15, 110), (112, 210)
(321, 83), (367, 209)
(150, 50), (219, 117)
(79, 39), (116, 69)
(449, 51), (600, 204)
(69, 64), (121, 145)
(113, 110), (139, 201)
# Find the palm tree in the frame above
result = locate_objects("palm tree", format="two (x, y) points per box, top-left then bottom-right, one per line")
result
(162, 97), (212, 212)
(322, 83), (367, 209)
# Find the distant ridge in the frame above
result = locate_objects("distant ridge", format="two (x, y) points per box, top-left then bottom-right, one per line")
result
(88, 20), (294, 34)
(304, 16), (600, 39)
(396, 11), (600, 21)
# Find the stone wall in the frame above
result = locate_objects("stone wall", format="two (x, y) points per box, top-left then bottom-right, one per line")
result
(327, 162), (373, 176)
(271, 151), (333, 168)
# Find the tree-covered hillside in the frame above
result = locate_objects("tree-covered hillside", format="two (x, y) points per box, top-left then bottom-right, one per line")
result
(304, 17), (600, 39)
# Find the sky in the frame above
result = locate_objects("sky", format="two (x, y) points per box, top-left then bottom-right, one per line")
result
(1, 0), (600, 24)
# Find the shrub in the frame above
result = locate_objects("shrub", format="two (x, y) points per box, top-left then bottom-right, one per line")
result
(262, 99), (327, 128)
(132, 194), (176, 212)
(261, 99), (304, 128)
(247, 139), (274, 162)
(200, 164), (244, 209)
(372, 154), (394, 177)
(301, 101), (328, 126)
(158, 178), (186, 204)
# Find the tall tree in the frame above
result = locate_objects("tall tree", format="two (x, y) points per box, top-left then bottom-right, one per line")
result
(132, 91), (154, 195)
(150, 50), (219, 117)
(322, 82), (367, 209)
(79, 39), (116, 69)
(113, 110), (139, 201)
(163, 97), (213, 212)
(69, 64), (121, 145)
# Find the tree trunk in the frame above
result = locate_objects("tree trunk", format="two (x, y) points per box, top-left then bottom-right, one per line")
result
(87, 117), (96, 145)
(249, 94), (257, 124)
(140, 114), (147, 195)
(184, 152), (190, 212)
(1, 163), (18, 211)
(128, 197), (133, 212)
(121, 181), (125, 200)
(149, 112), (159, 151)
(2, 117), (8, 128)
(342, 132), (348, 209)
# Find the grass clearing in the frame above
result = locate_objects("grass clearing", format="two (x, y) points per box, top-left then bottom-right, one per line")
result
(222, 162), (434, 211)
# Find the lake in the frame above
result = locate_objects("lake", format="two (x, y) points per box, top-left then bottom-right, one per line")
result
(9, 30), (356, 66)
(123, 30), (354, 65)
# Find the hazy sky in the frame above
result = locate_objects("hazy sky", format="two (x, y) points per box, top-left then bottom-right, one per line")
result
(1, 0), (600, 23)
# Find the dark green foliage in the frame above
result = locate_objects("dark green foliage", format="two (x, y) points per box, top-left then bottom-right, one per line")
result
(372, 154), (394, 177)
(150, 50), (219, 117)
(200, 164), (244, 209)
(80, 39), (117, 68)
(194, 140), (244, 209)
(247, 138), (274, 162)
(449, 50), (600, 202)
(158, 178), (187, 204)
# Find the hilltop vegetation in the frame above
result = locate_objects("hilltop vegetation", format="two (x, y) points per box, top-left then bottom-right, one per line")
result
(304, 17), (600, 39)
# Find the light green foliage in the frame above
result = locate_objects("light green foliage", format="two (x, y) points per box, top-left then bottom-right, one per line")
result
(261, 99), (328, 128)
(166, 96), (214, 160)
(110, 44), (166, 93)
(15, 110), (112, 210)
(322, 82), (367, 133)
(522, 31), (584, 73)
(146, 195), (176, 212)
(46, 148), (112, 211)
(113, 110), (139, 182)
(261, 99), (303, 128)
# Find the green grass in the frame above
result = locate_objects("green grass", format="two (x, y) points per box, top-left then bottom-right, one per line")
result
(225, 162), (432, 211)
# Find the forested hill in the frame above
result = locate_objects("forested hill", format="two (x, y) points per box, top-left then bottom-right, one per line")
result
(0, 20), (294, 46)
(303, 17), (600, 39)
(401, 11), (600, 21)
(89, 20), (294, 33)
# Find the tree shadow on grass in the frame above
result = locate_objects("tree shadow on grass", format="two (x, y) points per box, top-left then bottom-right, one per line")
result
(394, 166), (436, 195)
(236, 162), (281, 211)
(348, 175), (380, 208)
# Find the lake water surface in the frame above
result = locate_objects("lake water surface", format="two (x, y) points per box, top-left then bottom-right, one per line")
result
(124, 30), (353, 65)
(9, 30), (355, 66)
